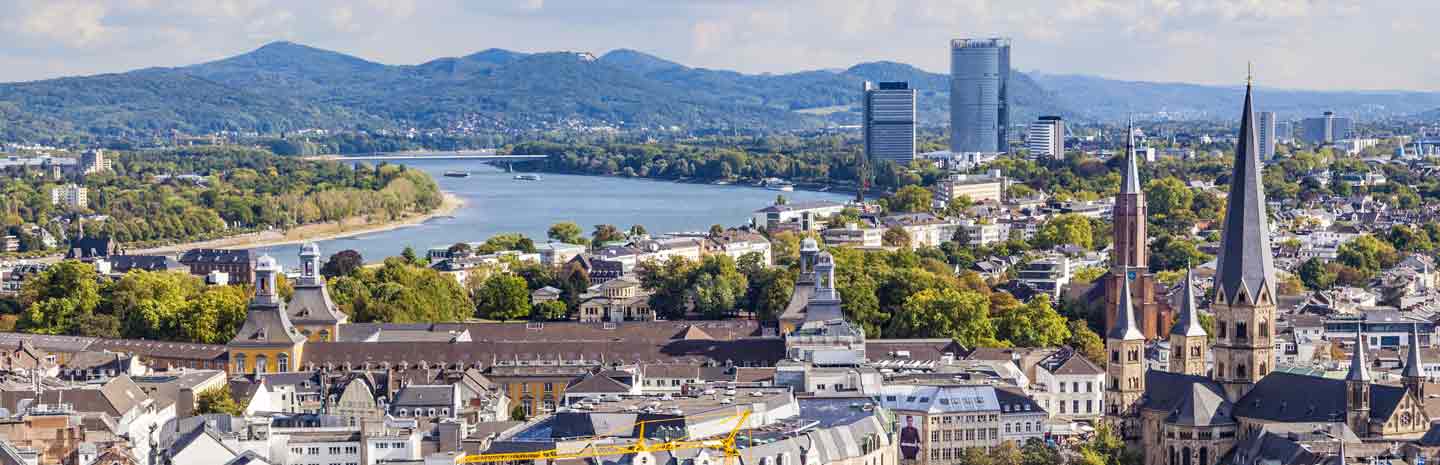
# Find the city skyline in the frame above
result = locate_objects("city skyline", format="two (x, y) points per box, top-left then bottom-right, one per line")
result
(2, 0), (1439, 92)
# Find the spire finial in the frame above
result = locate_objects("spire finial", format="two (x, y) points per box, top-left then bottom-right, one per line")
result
(1246, 62), (1254, 87)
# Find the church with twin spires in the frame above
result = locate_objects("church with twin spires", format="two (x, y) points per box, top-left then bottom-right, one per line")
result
(1104, 77), (1432, 465)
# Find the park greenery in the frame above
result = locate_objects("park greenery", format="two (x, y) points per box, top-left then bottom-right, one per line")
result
(0, 146), (443, 255)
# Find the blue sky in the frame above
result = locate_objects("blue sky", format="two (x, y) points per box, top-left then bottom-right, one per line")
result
(2, 0), (1436, 91)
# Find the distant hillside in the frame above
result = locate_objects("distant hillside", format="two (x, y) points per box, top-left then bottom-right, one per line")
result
(3, 41), (1437, 144)
(1031, 73), (1440, 121)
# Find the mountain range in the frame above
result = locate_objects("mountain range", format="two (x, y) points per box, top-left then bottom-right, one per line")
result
(1, 41), (1437, 143)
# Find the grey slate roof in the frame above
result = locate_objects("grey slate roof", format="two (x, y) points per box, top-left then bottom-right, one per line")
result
(1170, 267), (1208, 337)
(1404, 323), (1424, 378)
(566, 372), (632, 394)
(1108, 275), (1144, 340)
(287, 281), (345, 326)
(392, 384), (454, 407)
(1233, 372), (1405, 423)
(1165, 381), (1234, 427)
(1345, 327), (1370, 382)
(1214, 83), (1277, 306)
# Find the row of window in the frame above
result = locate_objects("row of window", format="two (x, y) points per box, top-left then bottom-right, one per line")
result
(928, 428), (1000, 443)
(1056, 399), (1095, 414)
(932, 414), (998, 424)
(1003, 422), (1040, 434)
(231, 352), (289, 374)
(393, 407), (450, 418)
(1056, 381), (1094, 393)
(373, 442), (407, 449)
(290, 446), (358, 455)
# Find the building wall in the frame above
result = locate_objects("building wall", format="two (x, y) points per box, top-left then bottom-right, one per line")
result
(230, 344), (303, 375)
(1034, 370), (1104, 421)
(496, 376), (578, 417)
(893, 410), (1003, 465)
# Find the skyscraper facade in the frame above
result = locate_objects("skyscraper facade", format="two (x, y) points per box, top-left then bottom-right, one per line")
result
(863, 81), (917, 165)
(1300, 111), (1352, 145)
(1257, 111), (1277, 160)
(950, 38), (1011, 154)
(1026, 116), (1065, 159)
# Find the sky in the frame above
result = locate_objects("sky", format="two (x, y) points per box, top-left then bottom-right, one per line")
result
(2, 0), (1437, 91)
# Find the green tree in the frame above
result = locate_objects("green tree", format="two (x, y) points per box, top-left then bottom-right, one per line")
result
(1033, 214), (1093, 250)
(1338, 234), (1399, 275)
(112, 271), (201, 340)
(180, 285), (249, 344)
(1388, 225), (1433, 253)
(1297, 257), (1337, 290)
(547, 221), (586, 245)
(1144, 176), (1195, 219)
(1020, 439), (1061, 465)
(447, 242), (474, 258)
(689, 256), (748, 318)
(886, 185), (932, 213)
(196, 386), (245, 416)
(892, 287), (995, 346)
(17, 261), (100, 335)
(533, 300), (568, 321)
(475, 274), (531, 320)
(882, 226), (911, 248)
(638, 257), (698, 320)
(1150, 234), (1211, 272)
(321, 250), (364, 278)
(628, 224), (648, 238)
(996, 294), (1071, 347)
(1068, 320), (1105, 364)
(592, 224), (625, 245)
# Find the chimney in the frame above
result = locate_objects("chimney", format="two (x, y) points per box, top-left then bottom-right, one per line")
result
(177, 387), (196, 419)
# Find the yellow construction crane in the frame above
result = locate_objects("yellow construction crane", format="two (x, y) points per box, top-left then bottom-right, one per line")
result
(456, 409), (752, 464)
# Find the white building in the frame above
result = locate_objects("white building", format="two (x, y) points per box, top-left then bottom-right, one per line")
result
(1257, 111), (1277, 160)
(878, 384), (1046, 463)
(1026, 116), (1064, 159)
(50, 183), (88, 208)
(823, 222), (883, 248)
(1031, 349), (1105, 422)
(752, 201), (846, 232)
(935, 170), (1007, 204)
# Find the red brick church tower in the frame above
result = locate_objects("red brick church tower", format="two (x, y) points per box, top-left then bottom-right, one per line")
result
(1104, 121), (1173, 339)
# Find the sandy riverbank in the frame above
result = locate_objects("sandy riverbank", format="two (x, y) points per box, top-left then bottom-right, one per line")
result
(123, 192), (465, 256)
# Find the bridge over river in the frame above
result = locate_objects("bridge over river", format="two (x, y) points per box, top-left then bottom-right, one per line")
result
(304, 150), (547, 161)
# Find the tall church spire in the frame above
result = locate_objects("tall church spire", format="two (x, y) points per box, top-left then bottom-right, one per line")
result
(1168, 266), (1208, 376)
(1404, 323), (1426, 400)
(1121, 117), (1142, 195)
(1211, 72), (1277, 401)
(1109, 275), (1144, 341)
(1347, 326), (1370, 382)
(1171, 267), (1206, 338)
(1214, 80), (1276, 307)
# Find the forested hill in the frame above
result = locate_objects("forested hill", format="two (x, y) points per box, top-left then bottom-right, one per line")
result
(3, 41), (1438, 144)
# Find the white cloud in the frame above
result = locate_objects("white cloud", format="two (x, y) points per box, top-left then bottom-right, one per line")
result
(7, 0), (113, 47)
(0, 0), (1434, 91)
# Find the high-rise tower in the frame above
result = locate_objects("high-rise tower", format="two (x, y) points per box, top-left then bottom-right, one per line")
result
(949, 38), (1011, 154)
(863, 81), (917, 165)
(1210, 79), (1277, 401)
(1169, 267), (1208, 376)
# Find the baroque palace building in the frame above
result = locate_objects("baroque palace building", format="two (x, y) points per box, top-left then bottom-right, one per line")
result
(1106, 78), (1432, 465)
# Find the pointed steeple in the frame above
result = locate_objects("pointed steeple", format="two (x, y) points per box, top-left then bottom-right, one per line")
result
(1170, 267), (1207, 337)
(1404, 323), (1424, 378)
(1346, 325), (1370, 382)
(1121, 117), (1142, 195)
(1109, 275), (1144, 341)
(1214, 79), (1276, 306)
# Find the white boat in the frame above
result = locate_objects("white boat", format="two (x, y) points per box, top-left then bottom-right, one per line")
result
(513, 174), (542, 181)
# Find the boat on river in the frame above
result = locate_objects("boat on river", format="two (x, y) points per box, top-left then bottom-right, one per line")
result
(513, 174), (542, 181)
(443, 171), (471, 178)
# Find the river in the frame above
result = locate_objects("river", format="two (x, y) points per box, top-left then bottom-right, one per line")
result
(251, 158), (849, 267)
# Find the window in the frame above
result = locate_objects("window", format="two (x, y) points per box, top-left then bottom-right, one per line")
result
(1071, 382), (1079, 393)
(1086, 400), (1093, 413)
(376, 443), (389, 449)
(278, 353), (290, 373)
(1060, 402), (1066, 413)
(329, 447), (342, 454)
(1236, 322), (1248, 341)
(233, 353), (246, 374)
(1072, 400), (1079, 414)
(1086, 382), (1092, 392)
(544, 383), (554, 392)
(345, 447), (357, 454)
(393, 442), (405, 449)
(292, 448), (304, 455)
(1218, 321), (1227, 339)
(1111, 350), (1120, 363)
(1060, 383), (1066, 393)
(308, 447), (320, 455)
(255, 355), (268, 374)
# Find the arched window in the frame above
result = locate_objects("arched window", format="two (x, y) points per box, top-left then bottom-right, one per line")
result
(278, 353), (290, 373)
(1218, 320), (1227, 339)
(397, 408), (408, 417)
(1169, 446), (1177, 465)
(1199, 447), (1209, 465)
(1259, 320), (1269, 339)
(255, 355), (268, 374)
(233, 353), (246, 374)
(1182, 447), (1192, 465)
(1236, 364), (1247, 378)
(1236, 322), (1248, 341)
(1191, 346), (1202, 357)
(1259, 362), (1267, 376)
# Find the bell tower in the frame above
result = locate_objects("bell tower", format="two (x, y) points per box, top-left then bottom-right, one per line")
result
(1105, 275), (1146, 421)
(1346, 326), (1371, 436)
(1210, 79), (1277, 401)
(1104, 119), (1172, 339)
(1168, 267), (1208, 376)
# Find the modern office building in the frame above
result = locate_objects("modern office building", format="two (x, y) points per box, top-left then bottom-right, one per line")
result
(950, 38), (1011, 154)
(1300, 111), (1352, 145)
(1026, 115), (1064, 159)
(1275, 120), (1294, 144)
(863, 81), (918, 165)
(1257, 111), (1277, 160)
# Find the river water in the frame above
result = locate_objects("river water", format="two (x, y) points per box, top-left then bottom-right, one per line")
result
(251, 158), (848, 267)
